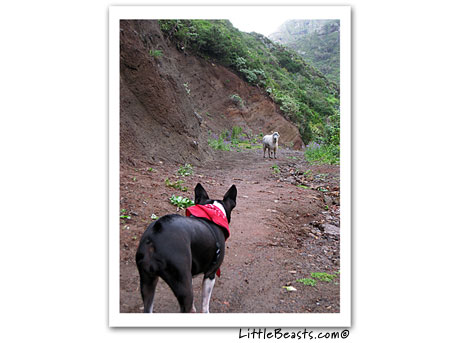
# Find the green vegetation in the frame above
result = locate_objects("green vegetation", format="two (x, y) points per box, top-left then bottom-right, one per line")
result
(169, 195), (194, 209)
(149, 49), (163, 58)
(177, 163), (193, 176)
(150, 213), (158, 220)
(229, 94), (244, 108)
(120, 209), (131, 220)
(208, 127), (264, 152)
(296, 278), (316, 287)
(304, 141), (340, 165)
(208, 133), (231, 151)
(271, 164), (280, 174)
(310, 272), (338, 282)
(296, 271), (339, 287)
(231, 126), (243, 143)
(165, 178), (188, 191)
(158, 20), (340, 148)
(297, 185), (309, 190)
(269, 20), (340, 84)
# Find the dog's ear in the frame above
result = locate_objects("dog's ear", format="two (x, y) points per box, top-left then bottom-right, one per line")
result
(223, 184), (237, 211)
(194, 183), (209, 204)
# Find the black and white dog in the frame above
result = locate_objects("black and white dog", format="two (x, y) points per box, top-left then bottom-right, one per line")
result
(135, 183), (237, 313)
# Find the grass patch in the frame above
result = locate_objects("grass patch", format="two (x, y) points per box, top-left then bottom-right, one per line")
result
(235, 141), (262, 150)
(296, 278), (316, 287)
(311, 272), (338, 282)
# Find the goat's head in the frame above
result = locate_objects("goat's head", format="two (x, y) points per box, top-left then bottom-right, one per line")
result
(272, 132), (280, 143)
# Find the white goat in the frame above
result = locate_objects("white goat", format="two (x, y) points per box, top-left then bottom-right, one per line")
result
(262, 132), (280, 159)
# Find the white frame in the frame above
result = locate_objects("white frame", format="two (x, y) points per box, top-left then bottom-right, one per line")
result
(109, 5), (351, 327)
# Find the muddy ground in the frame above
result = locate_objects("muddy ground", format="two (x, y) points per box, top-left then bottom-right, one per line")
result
(119, 146), (340, 313)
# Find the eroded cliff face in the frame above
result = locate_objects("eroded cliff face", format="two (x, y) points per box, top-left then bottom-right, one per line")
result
(120, 20), (303, 165)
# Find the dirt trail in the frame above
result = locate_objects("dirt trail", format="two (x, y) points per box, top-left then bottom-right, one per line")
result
(120, 147), (340, 313)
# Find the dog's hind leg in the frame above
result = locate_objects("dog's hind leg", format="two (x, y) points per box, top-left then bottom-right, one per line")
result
(201, 277), (216, 313)
(140, 274), (159, 313)
(163, 273), (194, 313)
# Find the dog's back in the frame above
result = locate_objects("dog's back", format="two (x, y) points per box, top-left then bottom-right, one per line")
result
(135, 183), (237, 313)
(136, 214), (225, 277)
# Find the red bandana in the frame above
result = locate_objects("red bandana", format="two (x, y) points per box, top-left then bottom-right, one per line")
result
(185, 204), (230, 239)
(185, 204), (230, 278)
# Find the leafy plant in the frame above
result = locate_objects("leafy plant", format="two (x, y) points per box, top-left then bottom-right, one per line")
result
(296, 278), (316, 287)
(177, 163), (193, 176)
(170, 195), (194, 209)
(165, 178), (188, 191)
(231, 126), (243, 143)
(271, 164), (280, 174)
(208, 133), (231, 151)
(229, 94), (244, 108)
(149, 49), (163, 58)
(304, 141), (340, 165)
(120, 209), (131, 220)
(303, 169), (312, 178)
(183, 82), (191, 95)
(311, 272), (338, 282)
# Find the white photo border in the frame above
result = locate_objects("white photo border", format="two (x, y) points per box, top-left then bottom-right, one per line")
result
(109, 5), (351, 327)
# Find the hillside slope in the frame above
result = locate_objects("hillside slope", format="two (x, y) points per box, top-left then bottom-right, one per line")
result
(269, 20), (340, 84)
(120, 20), (303, 165)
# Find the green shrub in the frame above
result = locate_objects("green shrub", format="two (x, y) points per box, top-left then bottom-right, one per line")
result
(231, 126), (243, 143)
(304, 142), (340, 165)
(208, 134), (230, 151)
(229, 94), (244, 108)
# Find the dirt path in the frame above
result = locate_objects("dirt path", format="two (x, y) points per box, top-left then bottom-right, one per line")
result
(120, 147), (340, 313)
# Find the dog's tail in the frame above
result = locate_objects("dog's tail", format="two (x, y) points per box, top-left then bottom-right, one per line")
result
(135, 222), (165, 276)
